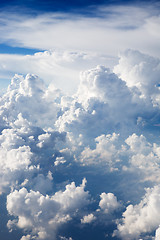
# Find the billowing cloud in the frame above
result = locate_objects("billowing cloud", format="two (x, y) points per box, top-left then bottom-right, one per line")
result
(1, 49), (160, 239)
(80, 133), (121, 171)
(56, 65), (139, 144)
(0, 73), (61, 127)
(0, 73), (67, 194)
(0, 50), (115, 93)
(114, 49), (160, 107)
(114, 185), (160, 239)
(99, 193), (121, 214)
(7, 179), (90, 240)
(81, 213), (96, 224)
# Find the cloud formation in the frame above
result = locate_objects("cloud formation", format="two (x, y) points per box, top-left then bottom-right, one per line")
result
(114, 185), (160, 239)
(0, 4), (160, 57)
(81, 213), (96, 224)
(0, 50), (115, 93)
(99, 192), (121, 214)
(1, 49), (160, 239)
(7, 179), (89, 240)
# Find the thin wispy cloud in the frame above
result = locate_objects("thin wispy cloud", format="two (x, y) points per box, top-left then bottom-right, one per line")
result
(0, 4), (159, 56)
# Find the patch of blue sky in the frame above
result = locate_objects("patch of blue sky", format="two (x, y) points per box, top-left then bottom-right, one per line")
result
(0, 44), (43, 92)
(0, 0), (158, 16)
(0, 43), (43, 55)
(0, 78), (11, 94)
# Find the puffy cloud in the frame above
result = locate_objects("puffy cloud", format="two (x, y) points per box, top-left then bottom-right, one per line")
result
(114, 185), (160, 239)
(0, 73), (67, 193)
(77, 66), (131, 107)
(81, 213), (96, 224)
(99, 193), (121, 214)
(0, 117), (34, 193)
(20, 235), (32, 240)
(0, 50), (117, 94)
(56, 65), (138, 143)
(7, 179), (90, 240)
(77, 131), (160, 182)
(54, 157), (66, 166)
(124, 133), (160, 182)
(1, 49), (160, 240)
(0, 106), (66, 194)
(114, 49), (160, 107)
(0, 73), (60, 128)
(80, 133), (121, 171)
(0, 145), (31, 171)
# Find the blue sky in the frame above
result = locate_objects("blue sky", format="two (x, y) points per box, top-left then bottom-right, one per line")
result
(0, 0), (144, 12)
(0, 1), (160, 240)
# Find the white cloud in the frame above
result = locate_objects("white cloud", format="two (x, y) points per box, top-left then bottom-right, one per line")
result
(114, 185), (160, 239)
(0, 118), (34, 192)
(0, 145), (32, 171)
(114, 49), (160, 107)
(81, 213), (96, 224)
(99, 192), (121, 214)
(54, 157), (66, 166)
(0, 51), (115, 94)
(20, 235), (32, 240)
(7, 179), (90, 240)
(80, 133), (120, 171)
(0, 87), (66, 194)
(124, 134), (160, 182)
(56, 65), (138, 143)
(155, 226), (160, 240)
(0, 73), (60, 127)
(0, 4), (160, 58)
(0, 48), (160, 239)
(0, 3), (159, 95)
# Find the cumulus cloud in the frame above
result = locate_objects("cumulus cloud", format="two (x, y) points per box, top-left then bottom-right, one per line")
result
(0, 73), (61, 127)
(0, 50), (115, 94)
(114, 49), (160, 107)
(0, 74), (67, 193)
(1, 49), (160, 239)
(7, 179), (90, 240)
(0, 112), (66, 193)
(99, 193), (121, 214)
(80, 133), (121, 171)
(114, 185), (160, 239)
(81, 213), (96, 224)
(124, 133), (160, 182)
(56, 65), (139, 143)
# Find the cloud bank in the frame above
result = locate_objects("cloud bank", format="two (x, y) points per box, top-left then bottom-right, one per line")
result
(1, 49), (160, 239)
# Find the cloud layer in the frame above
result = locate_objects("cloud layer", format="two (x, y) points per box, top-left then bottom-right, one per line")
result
(1, 49), (160, 239)
(0, 4), (160, 57)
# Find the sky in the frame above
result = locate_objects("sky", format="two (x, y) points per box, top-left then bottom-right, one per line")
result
(0, 0), (160, 240)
